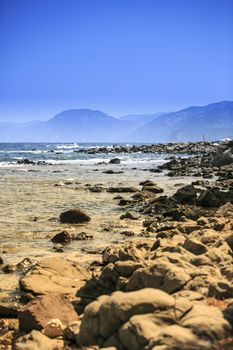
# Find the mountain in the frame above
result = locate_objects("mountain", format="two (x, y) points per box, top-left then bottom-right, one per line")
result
(127, 101), (233, 142)
(119, 113), (164, 128)
(0, 101), (232, 142)
(0, 109), (134, 142)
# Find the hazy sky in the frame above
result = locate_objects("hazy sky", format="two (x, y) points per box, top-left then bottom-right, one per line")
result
(0, 0), (232, 122)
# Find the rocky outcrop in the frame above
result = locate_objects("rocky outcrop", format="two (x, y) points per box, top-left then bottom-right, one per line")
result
(20, 257), (89, 296)
(78, 288), (231, 349)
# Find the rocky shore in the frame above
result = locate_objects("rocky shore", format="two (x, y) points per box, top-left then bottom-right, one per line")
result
(77, 141), (219, 155)
(1, 141), (233, 349)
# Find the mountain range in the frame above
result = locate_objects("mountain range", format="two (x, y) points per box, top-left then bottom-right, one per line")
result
(0, 101), (232, 142)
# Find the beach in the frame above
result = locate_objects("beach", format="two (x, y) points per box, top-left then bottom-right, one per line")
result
(1, 141), (233, 349)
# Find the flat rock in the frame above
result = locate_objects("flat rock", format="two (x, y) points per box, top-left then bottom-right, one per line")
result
(20, 257), (89, 296)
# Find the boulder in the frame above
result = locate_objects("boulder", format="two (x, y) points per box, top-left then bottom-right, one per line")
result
(126, 259), (191, 293)
(119, 314), (199, 350)
(18, 294), (78, 334)
(173, 185), (197, 204)
(14, 330), (57, 350)
(180, 304), (231, 340)
(20, 257), (89, 296)
(78, 288), (175, 346)
(78, 287), (231, 349)
(196, 190), (221, 207)
(59, 208), (90, 224)
(212, 148), (233, 167)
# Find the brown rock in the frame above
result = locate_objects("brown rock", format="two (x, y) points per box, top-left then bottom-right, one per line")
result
(18, 294), (78, 334)
(183, 238), (208, 255)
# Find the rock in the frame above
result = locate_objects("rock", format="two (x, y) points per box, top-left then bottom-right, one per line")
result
(217, 202), (233, 216)
(14, 330), (57, 350)
(89, 186), (104, 192)
(51, 230), (72, 244)
(119, 314), (199, 350)
(212, 148), (233, 167)
(2, 257), (36, 274)
(120, 211), (140, 220)
(59, 208), (91, 224)
(74, 232), (93, 240)
(118, 199), (132, 206)
(225, 234), (233, 251)
(78, 286), (231, 349)
(18, 294), (78, 334)
(107, 187), (137, 193)
(173, 185), (197, 204)
(103, 170), (124, 174)
(20, 257), (89, 296)
(120, 231), (135, 237)
(180, 304), (231, 340)
(142, 185), (164, 194)
(102, 242), (145, 265)
(208, 281), (233, 299)
(139, 180), (155, 186)
(109, 158), (121, 164)
(196, 190), (221, 207)
(0, 298), (21, 317)
(126, 259), (191, 293)
(78, 288), (175, 346)
(64, 321), (81, 342)
(183, 238), (208, 255)
(43, 319), (65, 338)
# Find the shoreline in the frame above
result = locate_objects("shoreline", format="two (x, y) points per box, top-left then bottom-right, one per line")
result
(1, 141), (233, 349)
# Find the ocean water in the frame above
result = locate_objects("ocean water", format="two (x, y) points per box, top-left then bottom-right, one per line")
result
(0, 142), (166, 167)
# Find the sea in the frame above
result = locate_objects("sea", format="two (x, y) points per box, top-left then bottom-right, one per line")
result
(0, 142), (166, 167)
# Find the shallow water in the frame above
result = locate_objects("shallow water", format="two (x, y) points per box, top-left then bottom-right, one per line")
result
(0, 143), (193, 265)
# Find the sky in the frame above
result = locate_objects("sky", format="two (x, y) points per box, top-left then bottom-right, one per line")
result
(0, 0), (232, 122)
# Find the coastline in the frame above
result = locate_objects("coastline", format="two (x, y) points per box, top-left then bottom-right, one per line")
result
(1, 141), (233, 349)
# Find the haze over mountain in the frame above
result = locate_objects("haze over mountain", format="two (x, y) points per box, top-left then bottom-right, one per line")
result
(0, 101), (232, 143)
(118, 113), (165, 128)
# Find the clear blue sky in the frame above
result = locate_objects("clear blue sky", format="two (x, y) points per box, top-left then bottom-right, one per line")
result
(0, 0), (232, 122)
